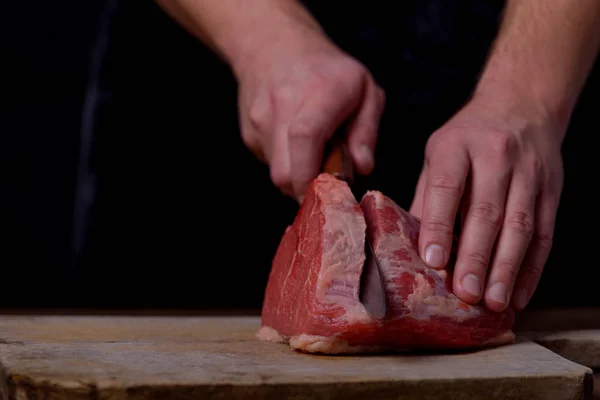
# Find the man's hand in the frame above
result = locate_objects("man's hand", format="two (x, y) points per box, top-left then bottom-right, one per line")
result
(156, 0), (385, 202)
(410, 98), (563, 313)
(237, 33), (385, 201)
(410, 0), (600, 312)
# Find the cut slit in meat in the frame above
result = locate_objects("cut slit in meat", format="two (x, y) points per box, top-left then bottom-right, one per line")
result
(359, 237), (386, 319)
(257, 173), (515, 354)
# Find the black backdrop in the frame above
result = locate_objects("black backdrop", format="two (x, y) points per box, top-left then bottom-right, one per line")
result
(1, 1), (596, 309)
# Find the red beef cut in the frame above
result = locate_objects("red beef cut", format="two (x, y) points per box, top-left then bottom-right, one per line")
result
(257, 173), (515, 354)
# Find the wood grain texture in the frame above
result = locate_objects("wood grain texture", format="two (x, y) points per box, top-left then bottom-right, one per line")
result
(0, 316), (593, 400)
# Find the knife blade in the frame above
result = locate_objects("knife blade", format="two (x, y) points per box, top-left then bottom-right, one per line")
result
(322, 139), (387, 319)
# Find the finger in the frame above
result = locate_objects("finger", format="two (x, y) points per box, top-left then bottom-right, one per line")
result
(409, 166), (427, 218)
(285, 91), (362, 202)
(241, 86), (273, 164)
(458, 178), (472, 231)
(511, 190), (560, 311)
(240, 104), (268, 164)
(483, 175), (537, 311)
(346, 78), (386, 175)
(269, 123), (294, 198)
(419, 144), (470, 270)
(452, 161), (511, 304)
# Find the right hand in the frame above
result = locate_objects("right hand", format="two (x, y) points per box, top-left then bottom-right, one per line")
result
(235, 24), (386, 202)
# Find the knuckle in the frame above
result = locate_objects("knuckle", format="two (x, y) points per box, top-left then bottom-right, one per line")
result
(429, 174), (464, 196)
(240, 128), (260, 151)
(346, 59), (367, 77)
(494, 260), (521, 279)
(330, 69), (362, 98)
(248, 102), (270, 131)
(465, 250), (491, 271)
(424, 134), (459, 163)
(240, 131), (255, 149)
(422, 218), (454, 236)
(470, 201), (504, 229)
(535, 230), (554, 253)
(492, 134), (519, 160)
(424, 136), (441, 159)
(524, 261), (545, 283)
(272, 85), (295, 103)
(506, 211), (535, 236)
(527, 156), (544, 177)
(311, 75), (331, 91)
(288, 118), (319, 140)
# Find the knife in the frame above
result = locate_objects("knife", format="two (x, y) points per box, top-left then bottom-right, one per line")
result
(322, 139), (387, 319)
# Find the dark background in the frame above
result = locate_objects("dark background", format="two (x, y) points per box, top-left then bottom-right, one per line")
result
(1, 1), (596, 310)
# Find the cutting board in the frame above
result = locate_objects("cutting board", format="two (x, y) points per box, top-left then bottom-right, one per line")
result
(523, 329), (600, 369)
(0, 316), (592, 400)
(524, 328), (600, 399)
(515, 307), (600, 369)
(515, 308), (600, 400)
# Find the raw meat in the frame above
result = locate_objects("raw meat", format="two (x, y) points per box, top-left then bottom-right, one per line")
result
(257, 173), (515, 354)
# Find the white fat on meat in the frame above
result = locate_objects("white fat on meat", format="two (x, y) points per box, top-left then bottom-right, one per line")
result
(405, 274), (482, 320)
(316, 195), (371, 324)
(289, 334), (385, 354)
(258, 326), (383, 354)
(370, 192), (482, 322)
(256, 326), (286, 343)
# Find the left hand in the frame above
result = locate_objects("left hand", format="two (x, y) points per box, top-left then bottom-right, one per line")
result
(409, 94), (565, 312)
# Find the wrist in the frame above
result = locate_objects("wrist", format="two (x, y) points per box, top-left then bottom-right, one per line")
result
(220, 2), (331, 80)
(158, 0), (330, 80)
(473, 70), (571, 141)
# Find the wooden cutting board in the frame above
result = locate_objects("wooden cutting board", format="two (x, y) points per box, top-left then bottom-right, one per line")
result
(523, 329), (600, 369)
(0, 316), (593, 400)
(523, 329), (600, 399)
(515, 308), (600, 369)
(514, 308), (600, 400)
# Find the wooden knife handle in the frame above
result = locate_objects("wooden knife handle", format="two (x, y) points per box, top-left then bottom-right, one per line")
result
(322, 139), (354, 184)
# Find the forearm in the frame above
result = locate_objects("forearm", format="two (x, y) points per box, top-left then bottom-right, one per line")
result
(155, 0), (325, 77)
(474, 0), (600, 133)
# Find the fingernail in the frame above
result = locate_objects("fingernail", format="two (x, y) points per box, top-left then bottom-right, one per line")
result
(461, 274), (481, 297)
(424, 244), (445, 268)
(487, 282), (508, 304)
(359, 144), (374, 167)
(514, 289), (529, 309)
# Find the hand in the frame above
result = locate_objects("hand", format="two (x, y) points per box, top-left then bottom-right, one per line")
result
(236, 25), (385, 202)
(409, 96), (565, 312)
